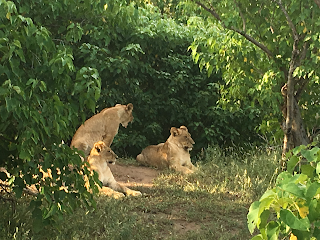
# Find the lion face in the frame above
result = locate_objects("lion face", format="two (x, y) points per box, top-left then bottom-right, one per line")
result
(90, 141), (118, 164)
(170, 126), (195, 151)
(116, 103), (134, 128)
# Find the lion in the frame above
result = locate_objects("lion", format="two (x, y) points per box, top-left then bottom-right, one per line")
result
(87, 141), (141, 198)
(136, 126), (197, 174)
(70, 103), (134, 158)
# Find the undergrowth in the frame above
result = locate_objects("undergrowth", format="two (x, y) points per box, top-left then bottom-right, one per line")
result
(0, 145), (281, 240)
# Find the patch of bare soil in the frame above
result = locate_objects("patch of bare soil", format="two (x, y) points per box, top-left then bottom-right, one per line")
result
(108, 163), (202, 235)
(109, 163), (161, 187)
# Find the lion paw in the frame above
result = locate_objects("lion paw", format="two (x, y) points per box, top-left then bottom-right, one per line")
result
(100, 186), (125, 199)
(126, 189), (142, 197)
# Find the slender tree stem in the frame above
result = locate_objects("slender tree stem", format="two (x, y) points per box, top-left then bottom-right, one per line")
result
(194, 1), (274, 58)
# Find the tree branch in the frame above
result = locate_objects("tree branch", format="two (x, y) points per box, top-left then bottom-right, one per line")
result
(233, 0), (246, 32)
(194, 1), (274, 58)
(275, 0), (299, 42)
(195, 1), (222, 22)
(0, 135), (14, 143)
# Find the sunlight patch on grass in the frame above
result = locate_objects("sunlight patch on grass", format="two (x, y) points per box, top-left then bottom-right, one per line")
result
(0, 145), (281, 240)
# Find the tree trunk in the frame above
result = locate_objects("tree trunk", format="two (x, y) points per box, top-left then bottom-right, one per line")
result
(314, 0), (320, 9)
(281, 84), (309, 160)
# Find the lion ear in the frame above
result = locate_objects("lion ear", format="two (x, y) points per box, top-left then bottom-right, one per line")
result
(180, 126), (188, 131)
(126, 103), (133, 111)
(170, 127), (179, 136)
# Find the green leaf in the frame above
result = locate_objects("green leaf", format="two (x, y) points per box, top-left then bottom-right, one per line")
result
(247, 201), (260, 234)
(67, 22), (75, 29)
(251, 235), (263, 240)
(26, 78), (36, 86)
(291, 229), (311, 240)
(279, 209), (310, 231)
(293, 145), (307, 156)
(301, 164), (315, 178)
(265, 221), (280, 240)
(258, 209), (270, 229)
(16, 49), (26, 62)
(301, 147), (320, 162)
(306, 182), (320, 200)
(44, 204), (58, 219)
(12, 85), (21, 94)
(317, 162), (320, 175)
(276, 172), (293, 185)
(281, 182), (306, 199)
(313, 228), (320, 239)
(287, 155), (299, 173)
(86, 98), (96, 113)
(308, 199), (320, 222)
(19, 148), (31, 161)
(5, 96), (20, 112)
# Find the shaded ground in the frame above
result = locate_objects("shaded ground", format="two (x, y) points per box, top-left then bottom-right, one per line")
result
(108, 163), (203, 235)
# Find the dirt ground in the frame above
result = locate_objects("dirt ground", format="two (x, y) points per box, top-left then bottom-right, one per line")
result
(108, 163), (203, 235)
(108, 163), (160, 188)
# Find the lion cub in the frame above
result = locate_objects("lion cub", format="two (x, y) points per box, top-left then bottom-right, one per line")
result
(136, 126), (197, 174)
(70, 103), (134, 158)
(87, 141), (141, 198)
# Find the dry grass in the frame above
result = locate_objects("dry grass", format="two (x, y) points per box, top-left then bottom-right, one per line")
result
(0, 145), (281, 240)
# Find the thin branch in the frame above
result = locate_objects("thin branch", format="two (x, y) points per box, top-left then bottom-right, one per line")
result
(231, 27), (274, 57)
(275, 0), (299, 42)
(233, 0), (246, 32)
(195, 1), (274, 58)
(0, 135), (14, 143)
(195, 1), (222, 22)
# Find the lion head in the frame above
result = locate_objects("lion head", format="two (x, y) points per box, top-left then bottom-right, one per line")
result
(170, 126), (195, 151)
(89, 141), (118, 165)
(115, 103), (134, 128)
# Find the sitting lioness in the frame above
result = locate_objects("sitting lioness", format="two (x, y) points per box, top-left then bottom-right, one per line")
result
(70, 103), (134, 158)
(136, 126), (197, 174)
(87, 141), (141, 198)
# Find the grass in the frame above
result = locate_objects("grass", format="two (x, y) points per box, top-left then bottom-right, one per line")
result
(0, 145), (281, 240)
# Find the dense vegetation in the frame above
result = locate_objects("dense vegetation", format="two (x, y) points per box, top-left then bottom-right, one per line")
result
(186, 0), (320, 156)
(0, 0), (320, 239)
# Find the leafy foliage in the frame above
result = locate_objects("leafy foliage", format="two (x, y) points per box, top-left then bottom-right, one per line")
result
(248, 144), (320, 239)
(84, 2), (262, 156)
(0, 0), (102, 231)
(0, 0), (265, 232)
(185, 0), (320, 145)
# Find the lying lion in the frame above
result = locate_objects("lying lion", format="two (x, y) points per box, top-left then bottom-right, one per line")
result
(136, 126), (197, 174)
(87, 141), (141, 198)
(70, 103), (134, 158)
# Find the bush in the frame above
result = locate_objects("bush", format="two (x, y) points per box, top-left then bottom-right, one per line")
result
(248, 144), (320, 239)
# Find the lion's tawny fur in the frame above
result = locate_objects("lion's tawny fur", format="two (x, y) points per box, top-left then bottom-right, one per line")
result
(136, 126), (197, 174)
(70, 103), (133, 158)
(87, 141), (141, 197)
